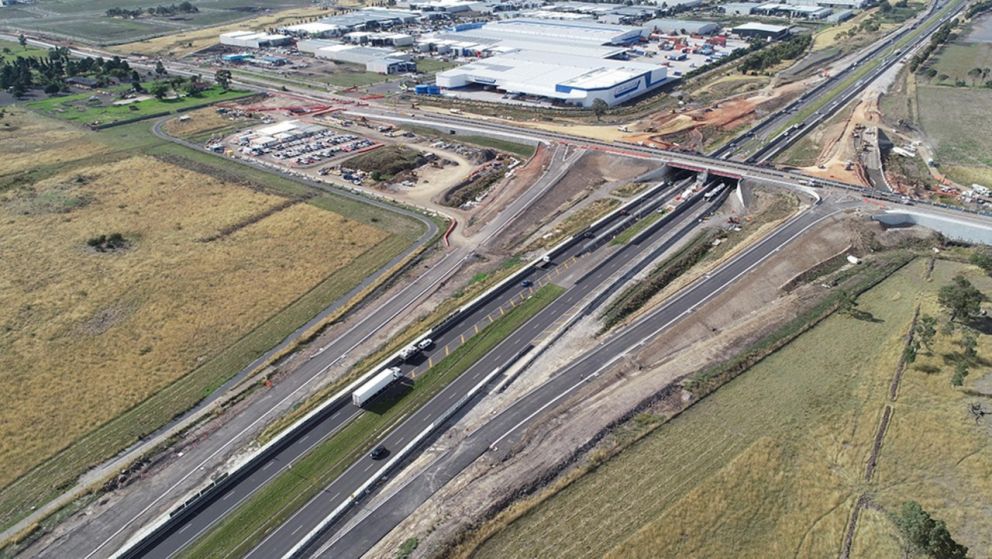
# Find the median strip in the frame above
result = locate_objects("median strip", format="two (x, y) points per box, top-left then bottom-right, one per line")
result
(177, 283), (566, 559)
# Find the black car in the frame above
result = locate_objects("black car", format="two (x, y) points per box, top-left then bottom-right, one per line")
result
(521, 279), (533, 288)
(370, 446), (389, 460)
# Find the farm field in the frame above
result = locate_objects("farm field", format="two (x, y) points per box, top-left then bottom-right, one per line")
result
(471, 257), (992, 558)
(0, 109), (425, 532)
(1, 0), (316, 45)
(929, 42), (992, 85)
(27, 85), (252, 127)
(111, 6), (327, 56)
(916, 85), (992, 185)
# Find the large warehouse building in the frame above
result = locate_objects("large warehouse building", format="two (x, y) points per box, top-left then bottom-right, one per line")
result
(450, 18), (647, 47)
(436, 51), (668, 107)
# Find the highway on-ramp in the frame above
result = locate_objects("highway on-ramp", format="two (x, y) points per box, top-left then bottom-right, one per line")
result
(315, 196), (842, 559)
(243, 180), (733, 559)
(121, 169), (705, 558)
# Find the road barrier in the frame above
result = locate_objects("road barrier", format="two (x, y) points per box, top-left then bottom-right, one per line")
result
(114, 162), (683, 558)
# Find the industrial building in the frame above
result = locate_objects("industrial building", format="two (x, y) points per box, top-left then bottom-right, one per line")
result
(435, 50), (669, 107)
(279, 22), (341, 38)
(644, 18), (721, 35)
(308, 43), (415, 74)
(344, 31), (415, 47)
(753, 2), (832, 19)
(219, 31), (292, 49)
(720, 2), (760, 15)
(314, 8), (420, 33)
(732, 22), (791, 40)
(450, 18), (647, 47)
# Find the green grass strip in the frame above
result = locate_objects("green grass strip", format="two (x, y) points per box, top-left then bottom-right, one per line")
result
(179, 283), (566, 559)
(611, 211), (666, 245)
(27, 86), (251, 126)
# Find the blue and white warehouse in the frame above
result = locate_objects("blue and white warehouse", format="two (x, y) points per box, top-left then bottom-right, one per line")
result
(436, 51), (668, 107)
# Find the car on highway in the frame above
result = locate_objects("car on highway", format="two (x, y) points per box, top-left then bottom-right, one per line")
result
(521, 279), (534, 288)
(417, 338), (433, 350)
(370, 446), (389, 460)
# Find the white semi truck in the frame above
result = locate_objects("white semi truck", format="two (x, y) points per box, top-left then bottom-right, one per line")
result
(352, 366), (403, 407)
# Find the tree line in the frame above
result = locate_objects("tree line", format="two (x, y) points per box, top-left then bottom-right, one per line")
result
(909, 20), (955, 73)
(0, 46), (134, 97)
(106, 2), (198, 19)
(738, 34), (812, 74)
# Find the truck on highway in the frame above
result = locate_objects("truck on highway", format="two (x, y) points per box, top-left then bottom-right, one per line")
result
(352, 366), (403, 407)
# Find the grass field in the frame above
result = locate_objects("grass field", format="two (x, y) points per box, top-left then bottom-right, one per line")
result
(27, 86), (251, 127)
(3, 1), (316, 45)
(416, 58), (458, 74)
(471, 257), (992, 558)
(0, 109), (424, 533)
(930, 42), (992, 85)
(916, 85), (992, 185)
(0, 40), (48, 63)
(162, 108), (260, 143)
(180, 283), (566, 559)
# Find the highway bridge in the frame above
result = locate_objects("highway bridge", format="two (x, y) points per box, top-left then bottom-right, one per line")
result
(28, 0), (988, 555)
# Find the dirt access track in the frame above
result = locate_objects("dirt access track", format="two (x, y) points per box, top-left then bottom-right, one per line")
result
(624, 79), (811, 151)
(488, 150), (659, 252)
(365, 205), (901, 559)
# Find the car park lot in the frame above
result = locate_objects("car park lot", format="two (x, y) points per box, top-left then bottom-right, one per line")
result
(231, 121), (380, 168)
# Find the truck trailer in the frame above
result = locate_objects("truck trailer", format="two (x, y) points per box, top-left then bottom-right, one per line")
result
(352, 366), (403, 407)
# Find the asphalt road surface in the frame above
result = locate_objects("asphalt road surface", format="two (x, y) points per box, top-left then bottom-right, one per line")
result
(73, 144), (575, 559)
(316, 199), (841, 559)
(245, 182), (727, 559)
(125, 171), (698, 558)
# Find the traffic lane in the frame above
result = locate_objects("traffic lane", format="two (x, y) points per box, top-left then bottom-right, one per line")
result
(135, 177), (683, 558)
(249, 194), (713, 557)
(139, 403), (363, 559)
(317, 205), (831, 559)
(246, 284), (570, 559)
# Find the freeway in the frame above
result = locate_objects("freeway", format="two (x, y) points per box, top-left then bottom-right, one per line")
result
(314, 199), (840, 559)
(69, 144), (578, 558)
(119, 169), (701, 558)
(244, 179), (731, 559)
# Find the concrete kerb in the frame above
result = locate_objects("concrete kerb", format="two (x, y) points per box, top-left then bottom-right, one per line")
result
(284, 361), (512, 559)
(112, 164), (672, 558)
(494, 187), (720, 394)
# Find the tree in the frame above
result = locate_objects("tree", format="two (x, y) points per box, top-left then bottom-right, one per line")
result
(967, 67), (984, 85)
(952, 361), (968, 386)
(591, 98), (608, 121)
(879, 0), (893, 12)
(970, 247), (992, 275)
(961, 330), (978, 361)
(150, 81), (169, 100)
(155, 60), (167, 76)
(18, 34), (26, 49)
(214, 69), (232, 91)
(938, 274), (984, 322)
(916, 314), (937, 352)
(130, 70), (144, 92)
(894, 501), (968, 558)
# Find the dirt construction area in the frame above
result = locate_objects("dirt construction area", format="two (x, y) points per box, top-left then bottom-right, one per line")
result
(364, 195), (933, 559)
(490, 151), (659, 252)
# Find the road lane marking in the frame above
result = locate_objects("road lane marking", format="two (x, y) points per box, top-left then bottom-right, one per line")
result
(428, 357), (433, 368)
(445, 345), (450, 357)
(474, 324), (479, 334)
(460, 334), (465, 344)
